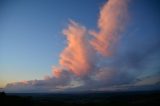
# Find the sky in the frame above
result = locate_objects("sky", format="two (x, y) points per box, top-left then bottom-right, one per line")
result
(0, 0), (160, 92)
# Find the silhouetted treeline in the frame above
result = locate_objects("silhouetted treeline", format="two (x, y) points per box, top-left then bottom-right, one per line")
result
(0, 91), (160, 106)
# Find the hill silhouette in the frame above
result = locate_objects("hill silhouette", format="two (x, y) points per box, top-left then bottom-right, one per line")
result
(0, 91), (160, 106)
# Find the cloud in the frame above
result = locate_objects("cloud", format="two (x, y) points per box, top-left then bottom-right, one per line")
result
(134, 74), (160, 86)
(4, 0), (130, 93)
(4, 0), (160, 92)
(90, 0), (129, 56)
(59, 20), (96, 77)
(5, 71), (72, 93)
(52, 67), (63, 78)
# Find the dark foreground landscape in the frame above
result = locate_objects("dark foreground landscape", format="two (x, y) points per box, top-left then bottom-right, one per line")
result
(0, 91), (160, 106)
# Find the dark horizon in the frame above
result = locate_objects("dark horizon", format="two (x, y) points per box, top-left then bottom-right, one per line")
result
(1, 90), (160, 106)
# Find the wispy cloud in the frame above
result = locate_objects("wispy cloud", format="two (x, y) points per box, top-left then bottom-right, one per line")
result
(5, 0), (160, 93)
(90, 0), (129, 56)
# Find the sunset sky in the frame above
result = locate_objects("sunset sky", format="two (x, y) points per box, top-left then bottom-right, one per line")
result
(0, 0), (160, 92)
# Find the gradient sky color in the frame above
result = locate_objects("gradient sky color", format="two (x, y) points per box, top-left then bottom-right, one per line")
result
(0, 0), (160, 92)
(0, 0), (102, 87)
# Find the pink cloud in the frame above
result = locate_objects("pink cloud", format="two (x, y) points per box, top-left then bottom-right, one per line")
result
(90, 0), (129, 56)
(5, 0), (132, 92)
(59, 21), (95, 77)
